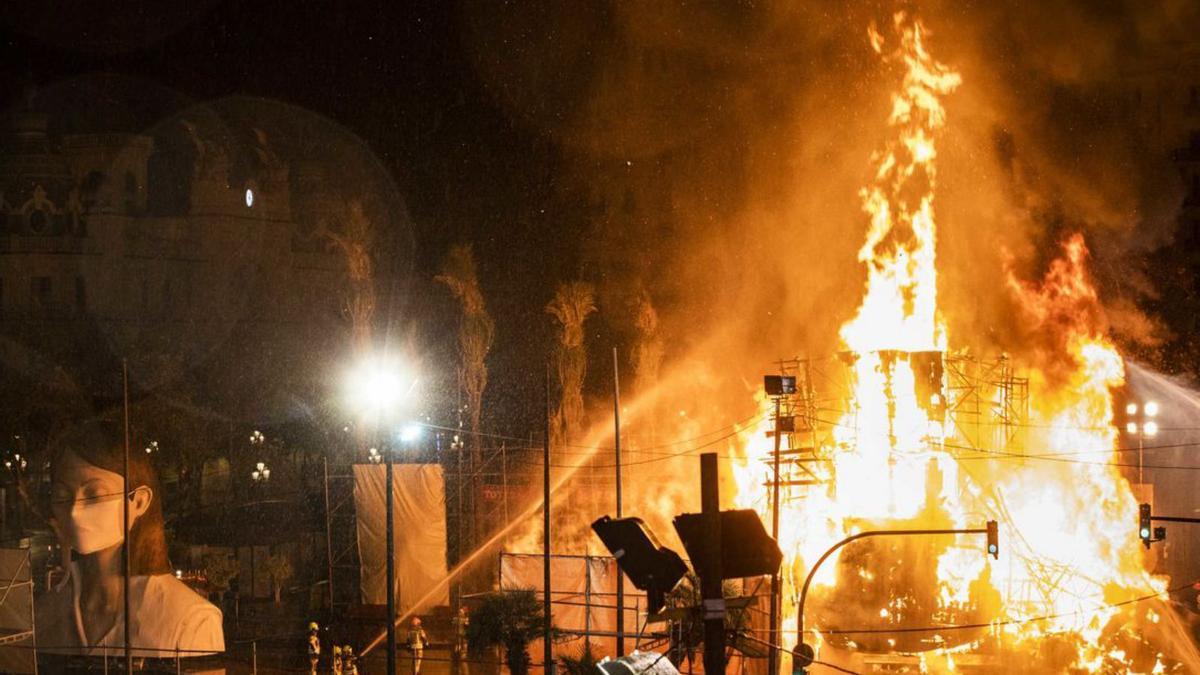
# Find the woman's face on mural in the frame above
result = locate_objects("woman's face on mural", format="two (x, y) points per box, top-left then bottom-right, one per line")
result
(50, 450), (152, 555)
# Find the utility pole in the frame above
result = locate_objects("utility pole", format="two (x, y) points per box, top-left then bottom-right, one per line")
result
(700, 453), (725, 675)
(768, 395), (782, 675)
(612, 347), (625, 656)
(122, 360), (132, 675)
(323, 456), (335, 611)
(543, 364), (554, 675)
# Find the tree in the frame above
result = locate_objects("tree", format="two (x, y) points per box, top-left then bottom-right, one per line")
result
(558, 641), (599, 675)
(467, 590), (550, 675)
(545, 282), (597, 447)
(203, 552), (240, 608)
(320, 200), (375, 354)
(631, 290), (664, 442)
(436, 244), (495, 565)
(262, 551), (294, 605)
(436, 244), (495, 468)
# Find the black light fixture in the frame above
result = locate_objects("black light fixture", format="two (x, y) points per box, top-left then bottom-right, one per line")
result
(764, 375), (797, 396)
(591, 516), (688, 614)
(673, 509), (783, 580)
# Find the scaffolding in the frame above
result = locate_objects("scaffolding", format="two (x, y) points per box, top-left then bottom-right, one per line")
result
(764, 351), (1030, 494)
(760, 350), (1032, 657)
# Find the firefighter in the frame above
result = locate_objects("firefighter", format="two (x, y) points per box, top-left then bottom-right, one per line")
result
(332, 644), (343, 675)
(306, 621), (321, 675)
(451, 606), (470, 659)
(343, 645), (359, 675)
(408, 616), (429, 674)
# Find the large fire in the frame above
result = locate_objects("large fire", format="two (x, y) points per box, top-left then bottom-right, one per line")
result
(731, 12), (1196, 674)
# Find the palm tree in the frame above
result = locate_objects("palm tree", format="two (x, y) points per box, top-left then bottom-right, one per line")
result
(545, 282), (597, 447)
(436, 244), (495, 564)
(558, 641), (599, 675)
(467, 590), (550, 675)
(320, 200), (375, 354)
(435, 243), (495, 472)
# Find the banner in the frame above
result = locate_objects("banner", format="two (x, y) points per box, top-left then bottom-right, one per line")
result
(353, 464), (449, 613)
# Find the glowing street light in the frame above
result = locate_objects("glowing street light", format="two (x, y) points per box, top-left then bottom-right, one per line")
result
(1125, 399), (1159, 484)
(344, 353), (419, 675)
(344, 356), (418, 422)
(367, 447), (382, 464)
(251, 461), (271, 482)
(145, 440), (159, 455)
(400, 422), (423, 444)
(250, 430), (265, 445)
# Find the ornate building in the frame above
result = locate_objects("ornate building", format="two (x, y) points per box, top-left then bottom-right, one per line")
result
(0, 102), (353, 457)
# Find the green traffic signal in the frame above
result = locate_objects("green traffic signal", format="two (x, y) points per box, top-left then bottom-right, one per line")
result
(1139, 503), (1153, 548)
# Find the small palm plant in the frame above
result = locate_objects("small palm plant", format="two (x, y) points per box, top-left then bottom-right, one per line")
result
(558, 641), (599, 675)
(467, 590), (550, 675)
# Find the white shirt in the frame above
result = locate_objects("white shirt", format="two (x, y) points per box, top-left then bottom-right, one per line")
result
(35, 563), (224, 657)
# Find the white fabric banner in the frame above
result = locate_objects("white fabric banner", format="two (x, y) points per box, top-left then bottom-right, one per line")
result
(354, 464), (449, 613)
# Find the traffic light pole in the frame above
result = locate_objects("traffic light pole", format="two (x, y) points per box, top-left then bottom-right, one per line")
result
(1149, 515), (1200, 524)
(793, 526), (993, 672)
(700, 453), (725, 675)
(768, 396), (783, 675)
(1140, 503), (1200, 548)
(612, 347), (625, 657)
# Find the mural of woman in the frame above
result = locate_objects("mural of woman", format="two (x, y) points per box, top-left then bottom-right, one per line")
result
(35, 420), (224, 656)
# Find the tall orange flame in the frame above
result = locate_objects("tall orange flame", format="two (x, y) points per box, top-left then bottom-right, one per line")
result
(731, 12), (1192, 673)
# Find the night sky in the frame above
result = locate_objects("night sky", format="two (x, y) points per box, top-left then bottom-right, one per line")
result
(0, 2), (591, 433)
(3, 1), (1200, 436)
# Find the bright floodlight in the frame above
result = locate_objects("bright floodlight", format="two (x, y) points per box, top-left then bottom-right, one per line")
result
(1144, 401), (1159, 417)
(1125, 403), (1138, 415)
(1126, 422), (1138, 434)
(245, 188), (254, 207)
(1144, 421), (1159, 437)
(346, 357), (417, 419)
(400, 423), (423, 443)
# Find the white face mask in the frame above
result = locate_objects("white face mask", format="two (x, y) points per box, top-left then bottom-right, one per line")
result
(67, 495), (128, 555)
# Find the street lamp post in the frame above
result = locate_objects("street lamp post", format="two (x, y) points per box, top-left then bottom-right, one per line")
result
(1124, 401), (1159, 485)
(386, 442), (396, 675)
(345, 356), (418, 675)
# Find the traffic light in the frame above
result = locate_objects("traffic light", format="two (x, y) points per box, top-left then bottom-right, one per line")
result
(986, 520), (999, 559)
(1139, 503), (1152, 549)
